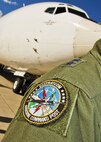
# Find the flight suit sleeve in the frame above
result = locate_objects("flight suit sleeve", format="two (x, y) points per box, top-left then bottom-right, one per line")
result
(1, 79), (80, 142)
(76, 90), (101, 142)
(2, 78), (99, 142)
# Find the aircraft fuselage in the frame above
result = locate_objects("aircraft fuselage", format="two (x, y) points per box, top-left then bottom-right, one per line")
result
(0, 2), (101, 75)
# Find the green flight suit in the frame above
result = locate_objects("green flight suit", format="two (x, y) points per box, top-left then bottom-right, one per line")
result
(2, 39), (101, 142)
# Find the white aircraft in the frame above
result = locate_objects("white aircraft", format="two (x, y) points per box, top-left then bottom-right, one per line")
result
(0, 2), (101, 94)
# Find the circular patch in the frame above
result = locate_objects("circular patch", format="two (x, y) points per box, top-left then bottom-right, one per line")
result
(23, 80), (68, 126)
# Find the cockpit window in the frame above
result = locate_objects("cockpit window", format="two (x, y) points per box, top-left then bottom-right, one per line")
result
(68, 8), (88, 19)
(55, 7), (66, 14)
(45, 7), (55, 14)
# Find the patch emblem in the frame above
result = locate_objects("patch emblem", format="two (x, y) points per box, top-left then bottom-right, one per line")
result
(23, 80), (68, 126)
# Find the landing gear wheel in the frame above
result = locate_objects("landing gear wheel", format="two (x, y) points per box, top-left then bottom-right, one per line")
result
(13, 77), (24, 94)
(0, 65), (4, 70)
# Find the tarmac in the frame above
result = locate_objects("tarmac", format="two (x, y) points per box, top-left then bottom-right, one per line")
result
(0, 70), (23, 141)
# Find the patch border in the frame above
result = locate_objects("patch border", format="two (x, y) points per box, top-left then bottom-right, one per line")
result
(23, 80), (69, 126)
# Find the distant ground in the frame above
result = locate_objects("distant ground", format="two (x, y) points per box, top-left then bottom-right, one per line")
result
(0, 70), (23, 141)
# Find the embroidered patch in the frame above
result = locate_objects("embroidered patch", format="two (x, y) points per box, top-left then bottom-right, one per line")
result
(23, 80), (68, 126)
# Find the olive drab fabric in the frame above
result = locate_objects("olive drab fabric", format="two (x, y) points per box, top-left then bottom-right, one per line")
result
(2, 39), (101, 142)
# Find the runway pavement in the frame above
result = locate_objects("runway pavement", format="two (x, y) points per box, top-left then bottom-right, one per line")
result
(0, 70), (23, 141)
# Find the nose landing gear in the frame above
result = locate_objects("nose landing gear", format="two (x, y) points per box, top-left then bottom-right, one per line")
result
(13, 77), (24, 94)
(13, 74), (38, 95)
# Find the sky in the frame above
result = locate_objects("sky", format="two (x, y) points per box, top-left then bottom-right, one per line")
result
(0, 0), (101, 22)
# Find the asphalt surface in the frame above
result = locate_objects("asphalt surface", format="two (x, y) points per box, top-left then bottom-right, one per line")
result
(0, 70), (23, 141)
